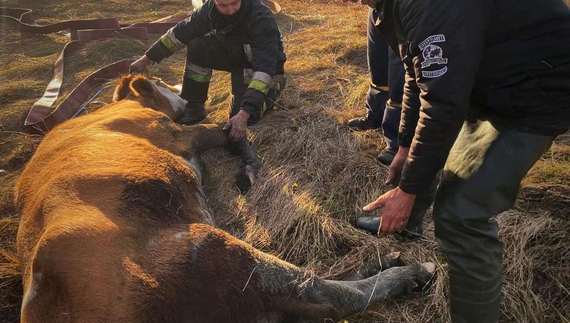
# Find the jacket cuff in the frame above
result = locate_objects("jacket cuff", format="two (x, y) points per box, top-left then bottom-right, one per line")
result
(398, 132), (414, 148)
(399, 176), (436, 195)
(145, 40), (172, 64)
(241, 88), (266, 116)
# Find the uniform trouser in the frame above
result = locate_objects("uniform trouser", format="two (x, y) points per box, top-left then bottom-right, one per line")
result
(182, 35), (284, 124)
(367, 9), (405, 151)
(403, 174), (438, 235)
(433, 118), (554, 323)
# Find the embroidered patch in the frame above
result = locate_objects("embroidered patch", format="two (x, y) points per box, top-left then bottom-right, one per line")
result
(419, 34), (448, 70)
(422, 67), (448, 78)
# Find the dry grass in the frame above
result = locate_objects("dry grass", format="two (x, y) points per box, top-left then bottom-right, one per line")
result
(1, 0), (569, 322)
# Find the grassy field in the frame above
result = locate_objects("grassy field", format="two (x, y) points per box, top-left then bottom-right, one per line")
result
(1, 0), (569, 322)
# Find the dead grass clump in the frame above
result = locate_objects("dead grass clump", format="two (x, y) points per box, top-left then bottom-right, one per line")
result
(520, 140), (570, 219)
(0, 133), (41, 172)
(0, 172), (19, 218)
(0, 217), (21, 323)
(499, 210), (570, 322)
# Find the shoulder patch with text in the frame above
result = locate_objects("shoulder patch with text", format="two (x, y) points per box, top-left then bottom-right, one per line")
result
(419, 34), (448, 78)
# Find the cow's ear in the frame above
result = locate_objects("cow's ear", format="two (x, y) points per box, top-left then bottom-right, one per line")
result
(129, 75), (156, 98)
(113, 74), (134, 102)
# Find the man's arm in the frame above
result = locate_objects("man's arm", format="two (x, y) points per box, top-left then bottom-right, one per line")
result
(144, 8), (211, 64)
(240, 15), (282, 118)
(397, 0), (493, 194)
(364, 0), (493, 236)
(398, 68), (421, 148)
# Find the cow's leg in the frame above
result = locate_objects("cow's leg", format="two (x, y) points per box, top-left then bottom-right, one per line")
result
(342, 251), (403, 281)
(174, 123), (230, 154)
(287, 263), (435, 321)
(284, 251), (405, 323)
(232, 138), (261, 193)
(179, 224), (434, 322)
(172, 123), (260, 192)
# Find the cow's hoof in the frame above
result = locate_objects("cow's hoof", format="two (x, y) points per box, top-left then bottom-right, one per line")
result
(235, 164), (257, 194)
(414, 262), (436, 291)
(343, 252), (405, 281)
(421, 262), (436, 274)
(383, 252), (405, 268)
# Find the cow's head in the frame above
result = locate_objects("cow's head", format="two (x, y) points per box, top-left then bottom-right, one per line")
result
(113, 74), (187, 120)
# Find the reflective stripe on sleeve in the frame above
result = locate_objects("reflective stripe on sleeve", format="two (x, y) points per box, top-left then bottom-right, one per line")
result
(160, 28), (186, 53)
(248, 71), (272, 94)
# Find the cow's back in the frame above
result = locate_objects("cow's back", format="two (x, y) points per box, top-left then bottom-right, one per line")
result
(15, 102), (211, 322)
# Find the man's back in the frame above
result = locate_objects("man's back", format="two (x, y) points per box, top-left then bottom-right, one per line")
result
(389, 0), (570, 136)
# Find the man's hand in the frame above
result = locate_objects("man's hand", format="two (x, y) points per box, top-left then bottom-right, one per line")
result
(363, 187), (416, 237)
(223, 110), (250, 142)
(129, 56), (152, 75)
(386, 147), (409, 186)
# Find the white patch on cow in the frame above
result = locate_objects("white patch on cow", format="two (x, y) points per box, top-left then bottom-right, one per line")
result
(151, 80), (187, 115)
(21, 272), (42, 312)
(196, 191), (215, 225)
(184, 156), (203, 185)
(183, 155), (215, 225)
(174, 232), (188, 240)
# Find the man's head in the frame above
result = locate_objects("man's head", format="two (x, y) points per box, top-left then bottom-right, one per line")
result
(214, 0), (242, 16)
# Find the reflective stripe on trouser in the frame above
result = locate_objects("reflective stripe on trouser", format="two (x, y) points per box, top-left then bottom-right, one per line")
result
(404, 173), (439, 235)
(382, 101), (401, 151)
(180, 69), (210, 108)
(433, 119), (554, 323)
(230, 70), (286, 125)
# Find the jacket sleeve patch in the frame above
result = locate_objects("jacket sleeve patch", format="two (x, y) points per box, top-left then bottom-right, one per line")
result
(419, 34), (448, 78)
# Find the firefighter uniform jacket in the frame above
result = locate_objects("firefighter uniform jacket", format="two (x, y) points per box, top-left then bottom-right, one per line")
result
(374, 0), (570, 194)
(145, 0), (286, 117)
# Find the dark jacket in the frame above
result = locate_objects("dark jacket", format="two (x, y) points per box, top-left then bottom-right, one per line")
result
(145, 0), (286, 116)
(375, 0), (570, 194)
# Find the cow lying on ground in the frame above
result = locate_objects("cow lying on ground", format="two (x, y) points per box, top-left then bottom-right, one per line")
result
(15, 74), (435, 323)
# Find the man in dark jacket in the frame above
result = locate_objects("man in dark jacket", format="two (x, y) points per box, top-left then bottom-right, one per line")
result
(347, 8), (405, 166)
(356, 0), (570, 321)
(130, 0), (286, 142)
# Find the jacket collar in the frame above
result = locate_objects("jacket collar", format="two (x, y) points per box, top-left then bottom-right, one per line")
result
(207, 0), (250, 30)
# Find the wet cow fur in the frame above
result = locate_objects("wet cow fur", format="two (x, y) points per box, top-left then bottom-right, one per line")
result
(15, 74), (435, 323)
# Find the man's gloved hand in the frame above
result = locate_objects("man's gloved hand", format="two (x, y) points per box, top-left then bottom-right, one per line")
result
(224, 110), (251, 142)
(129, 55), (153, 75)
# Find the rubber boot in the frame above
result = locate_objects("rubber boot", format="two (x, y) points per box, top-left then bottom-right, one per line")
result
(176, 76), (209, 125)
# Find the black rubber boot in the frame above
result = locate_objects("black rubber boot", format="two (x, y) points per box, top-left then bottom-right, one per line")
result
(176, 102), (206, 125)
(177, 74), (209, 125)
(377, 147), (397, 165)
(347, 117), (381, 130)
(355, 216), (423, 241)
(355, 174), (438, 240)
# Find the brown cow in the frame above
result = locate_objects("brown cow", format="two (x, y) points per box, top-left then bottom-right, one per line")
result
(15, 74), (435, 323)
